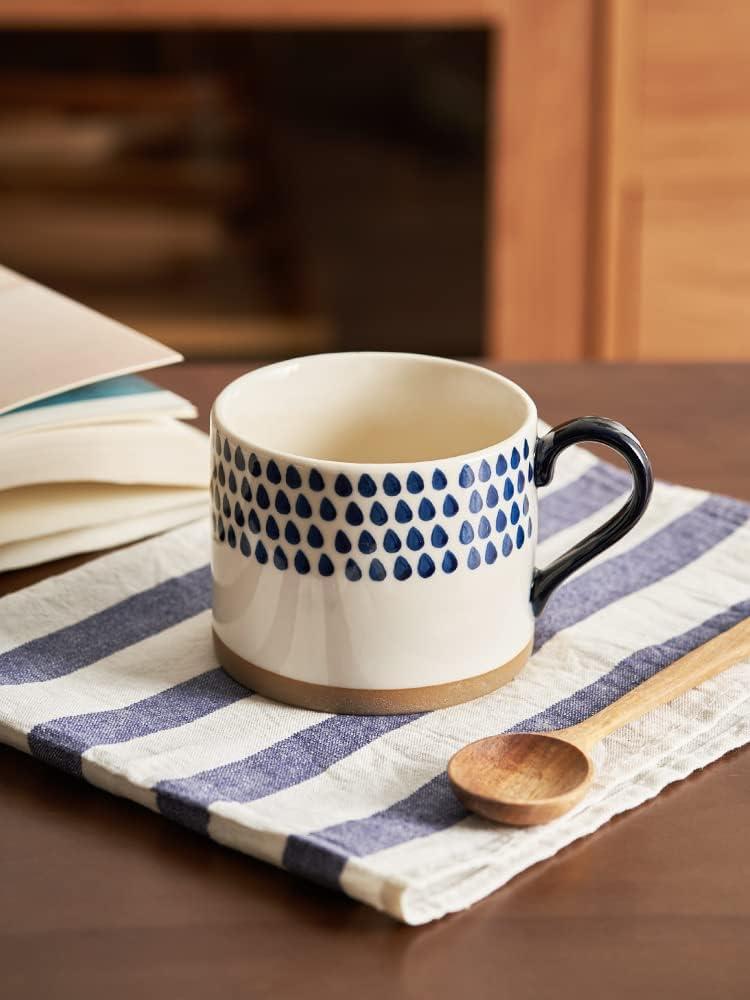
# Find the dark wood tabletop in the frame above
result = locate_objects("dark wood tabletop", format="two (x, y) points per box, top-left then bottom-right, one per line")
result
(1, 362), (749, 1000)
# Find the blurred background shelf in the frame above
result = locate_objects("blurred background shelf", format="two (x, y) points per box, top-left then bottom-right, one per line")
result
(0, 1), (748, 361)
(0, 27), (487, 359)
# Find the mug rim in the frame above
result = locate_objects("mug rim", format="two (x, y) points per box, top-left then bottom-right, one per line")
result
(212, 351), (537, 471)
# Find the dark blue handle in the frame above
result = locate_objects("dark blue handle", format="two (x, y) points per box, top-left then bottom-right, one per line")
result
(530, 416), (653, 616)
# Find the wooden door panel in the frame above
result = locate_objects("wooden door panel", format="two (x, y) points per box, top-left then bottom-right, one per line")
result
(638, 194), (750, 359)
(641, 0), (750, 184)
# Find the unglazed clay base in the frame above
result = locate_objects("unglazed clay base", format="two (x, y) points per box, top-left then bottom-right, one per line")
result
(214, 631), (532, 715)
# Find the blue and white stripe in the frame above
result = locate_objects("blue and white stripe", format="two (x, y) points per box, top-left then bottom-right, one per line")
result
(1, 440), (749, 925)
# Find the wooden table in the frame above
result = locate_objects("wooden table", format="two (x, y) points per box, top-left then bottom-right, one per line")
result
(1, 362), (749, 999)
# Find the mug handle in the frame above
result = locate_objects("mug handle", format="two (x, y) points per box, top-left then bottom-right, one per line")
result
(530, 416), (653, 615)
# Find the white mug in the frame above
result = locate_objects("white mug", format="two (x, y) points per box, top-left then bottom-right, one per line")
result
(210, 353), (652, 713)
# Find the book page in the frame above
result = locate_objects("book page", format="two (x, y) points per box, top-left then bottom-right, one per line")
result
(0, 265), (182, 414)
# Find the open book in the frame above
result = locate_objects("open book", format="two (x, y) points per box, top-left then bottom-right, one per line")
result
(0, 266), (207, 570)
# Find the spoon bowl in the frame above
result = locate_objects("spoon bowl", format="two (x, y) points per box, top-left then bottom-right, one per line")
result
(448, 732), (594, 826)
(447, 617), (750, 827)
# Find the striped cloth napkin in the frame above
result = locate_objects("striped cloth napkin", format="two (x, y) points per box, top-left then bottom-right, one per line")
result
(1, 440), (749, 924)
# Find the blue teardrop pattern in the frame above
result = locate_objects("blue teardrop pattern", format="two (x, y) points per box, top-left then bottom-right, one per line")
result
(345, 558), (362, 582)
(406, 471), (424, 494)
(359, 530), (377, 554)
(369, 558), (386, 582)
(370, 501), (388, 526)
(286, 465), (302, 489)
(212, 428), (533, 580)
(275, 490), (291, 515)
(459, 464), (474, 488)
(267, 459), (281, 485)
(394, 556), (412, 581)
(406, 527), (424, 551)
(335, 530), (351, 554)
(358, 474), (377, 497)
(335, 474), (353, 497)
(442, 550), (458, 573)
(285, 521), (300, 545)
(273, 546), (288, 571)
(384, 529), (401, 553)
(345, 502), (363, 526)
(418, 498), (435, 521)
(319, 554), (334, 577)
(443, 494), (459, 517)
(395, 500), (412, 524)
(383, 473), (401, 496)
(431, 524), (448, 548)
(320, 498), (337, 521)
(418, 554), (435, 578)
(296, 494), (312, 518)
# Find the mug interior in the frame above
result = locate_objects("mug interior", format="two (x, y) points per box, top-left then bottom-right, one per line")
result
(214, 353), (533, 464)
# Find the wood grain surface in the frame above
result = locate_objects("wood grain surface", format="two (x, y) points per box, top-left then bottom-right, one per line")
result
(1, 362), (749, 999)
(593, 0), (750, 361)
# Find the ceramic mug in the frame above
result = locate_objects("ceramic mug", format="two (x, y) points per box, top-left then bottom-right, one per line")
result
(210, 353), (652, 714)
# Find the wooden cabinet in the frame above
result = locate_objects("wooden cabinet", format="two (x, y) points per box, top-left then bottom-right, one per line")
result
(595, 0), (750, 360)
(1, 1), (748, 360)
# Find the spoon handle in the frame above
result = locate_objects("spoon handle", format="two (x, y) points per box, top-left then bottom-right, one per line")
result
(557, 616), (750, 750)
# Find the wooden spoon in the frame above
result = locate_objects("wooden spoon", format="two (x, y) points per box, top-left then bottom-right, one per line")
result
(448, 617), (750, 827)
